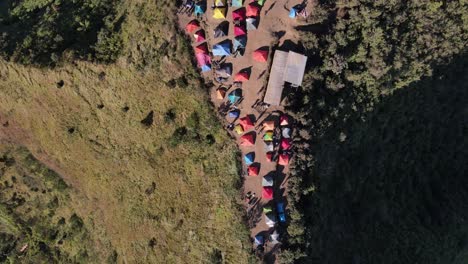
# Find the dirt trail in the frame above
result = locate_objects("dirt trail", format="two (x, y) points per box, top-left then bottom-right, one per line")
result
(178, 0), (311, 261)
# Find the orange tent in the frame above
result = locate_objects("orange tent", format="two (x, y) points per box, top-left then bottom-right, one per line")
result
(248, 165), (259, 176)
(246, 3), (260, 17)
(240, 133), (255, 146)
(253, 49), (268, 62)
(278, 153), (289, 166)
(216, 88), (226, 99)
(234, 72), (250, 82)
(263, 121), (275, 130)
(195, 43), (208, 54)
(239, 116), (254, 130)
(186, 20), (200, 33)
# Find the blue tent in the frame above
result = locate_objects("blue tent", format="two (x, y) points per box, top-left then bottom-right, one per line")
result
(201, 64), (211, 72)
(289, 8), (297, 18)
(213, 41), (231, 56)
(228, 110), (239, 118)
(194, 4), (205, 16)
(254, 235), (264, 246)
(232, 0), (243, 7)
(244, 152), (255, 165)
(233, 36), (247, 51)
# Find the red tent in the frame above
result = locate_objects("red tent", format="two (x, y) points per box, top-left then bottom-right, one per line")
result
(253, 49), (268, 62)
(195, 53), (211, 66)
(262, 187), (273, 199)
(240, 133), (255, 146)
(193, 29), (205, 42)
(248, 165), (259, 176)
(278, 153), (289, 166)
(234, 72), (250, 82)
(246, 3), (260, 17)
(280, 114), (289, 126)
(186, 20), (200, 33)
(195, 43), (208, 54)
(239, 116), (254, 130)
(266, 152), (273, 162)
(232, 8), (246, 20)
(234, 25), (247, 36)
(281, 138), (292, 150)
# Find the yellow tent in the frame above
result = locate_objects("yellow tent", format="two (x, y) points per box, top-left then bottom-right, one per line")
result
(235, 124), (244, 134)
(263, 121), (275, 130)
(213, 7), (226, 19)
(216, 88), (226, 99)
(215, 0), (226, 6)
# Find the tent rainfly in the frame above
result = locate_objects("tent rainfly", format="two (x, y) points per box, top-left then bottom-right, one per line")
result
(248, 165), (259, 176)
(265, 212), (276, 227)
(239, 116), (254, 130)
(263, 131), (273, 141)
(234, 72), (250, 82)
(213, 41), (231, 56)
(185, 20), (199, 33)
(246, 17), (257, 30)
(213, 7), (226, 19)
(214, 21), (229, 38)
(253, 49), (269, 62)
(262, 175), (274, 186)
(232, 8), (246, 20)
(282, 127), (291, 138)
(233, 36), (247, 50)
(278, 153), (289, 166)
(232, 0), (243, 7)
(281, 138), (292, 150)
(246, 3), (260, 17)
(234, 25), (247, 36)
(240, 133), (255, 146)
(262, 187), (273, 199)
(244, 152), (255, 165)
(234, 124), (244, 134)
(193, 29), (205, 42)
(216, 88), (226, 99)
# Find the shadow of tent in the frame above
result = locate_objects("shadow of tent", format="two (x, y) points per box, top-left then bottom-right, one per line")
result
(277, 39), (305, 54)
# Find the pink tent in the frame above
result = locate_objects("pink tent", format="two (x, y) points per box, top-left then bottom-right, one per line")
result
(248, 165), (259, 176)
(193, 29), (205, 42)
(239, 116), (254, 130)
(234, 72), (250, 82)
(186, 20), (200, 33)
(253, 49), (269, 62)
(280, 138), (292, 150)
(232, 8), (246, 20)
(280, 114), (289, 126)
(278, 153), (290, 166)
(262, 187), (273, 199)
(195, 53), (211, 66)
(194, 43), (208, 54)
(246, 3), (260, 17)
(234, 25), (247, 36)
(240, 133), (255, 146)
(266, 152), (273, 162)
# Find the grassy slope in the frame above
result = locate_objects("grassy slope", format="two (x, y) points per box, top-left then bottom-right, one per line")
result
(0, 0), (252, 263)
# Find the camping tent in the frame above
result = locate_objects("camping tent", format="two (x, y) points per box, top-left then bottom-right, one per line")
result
(232, 8), (246, 21)
(194, 4), (205, 16)
(270, 231), (280, 244)
(213, 7), (226, 19)
(263, 120), (275, 130)
(235, 124), (244, 134)
(213, 40), (231, 56)
(195, 43), (208, 54)
(266, 152), (273, 162)
(278, 153), (289, 166)
(262, 175), (273, 186)
(233, 36), (247, 50)
(216, 88), (226, 99)
(234, 25), (247, 36)
(263, 206), (273, 213)
(246, 3), (260, 17)
(246, 17), (257, 30)
(264, 142), (274, 152)
(265, 212), (276, 227)
(280, 138), (292, 150)
(280, 115), (289, 126)
(201, 64), (211, 72)
(215, 0), (226, 6)
(228, 89), (241, 104)
(289, 7), (297, 18)
(234, 72), (249, 82)
(228, 110), (239, 118)
(253, 49), (269, 62)
(214, 21), (229, 38)
(240, 133), (255, 146)
(254, 235), (264, 246)
(263, 131), (273, 141)
(185, 20), (199, 33)
(244, 152), (255, 165)
(196, 53), (211, 66)
(262, 187), (273, 199)
(282, 127), (291, 138)
(215, 64), (232, 78)
(248, 165), (259, 176)
(193, 29), (205, 42)
(232, 0), (243, 7)
(239, 116), (254, 130)
(258, 0), (266, 6)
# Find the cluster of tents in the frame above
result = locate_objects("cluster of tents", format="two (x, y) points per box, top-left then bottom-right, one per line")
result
(262, 114), (291, 166)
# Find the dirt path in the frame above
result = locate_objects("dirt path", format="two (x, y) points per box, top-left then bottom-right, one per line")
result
(178, 0), (311, 261)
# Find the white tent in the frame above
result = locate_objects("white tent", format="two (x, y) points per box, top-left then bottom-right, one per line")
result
(265, 213), (276, 227)
(262, 175), (274, 186)
(282, 127), (291, 138)
(270, 231), (280, 244)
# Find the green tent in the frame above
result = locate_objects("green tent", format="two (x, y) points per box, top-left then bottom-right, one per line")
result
(263, 131), (273, 141)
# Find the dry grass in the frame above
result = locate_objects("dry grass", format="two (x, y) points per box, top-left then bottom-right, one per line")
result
(0, 0), (253, 263)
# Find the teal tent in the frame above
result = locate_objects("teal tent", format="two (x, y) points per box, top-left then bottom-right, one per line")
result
(233, 36), (247, 51)
(232, 0), (243, 7)
(244, 153), (255, 165)
(228, 89), (242, 104)
(194, 4), (205, 16)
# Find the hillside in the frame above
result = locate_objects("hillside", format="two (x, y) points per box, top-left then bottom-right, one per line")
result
(0, 1), (253, 263)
